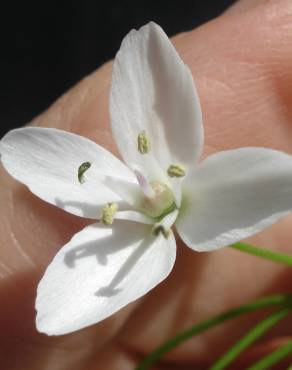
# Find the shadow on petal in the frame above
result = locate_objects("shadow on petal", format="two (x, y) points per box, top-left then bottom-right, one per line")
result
(61, 221), (153, 298)
(95, 236), (153, 297)
(55, 197), (129, 220)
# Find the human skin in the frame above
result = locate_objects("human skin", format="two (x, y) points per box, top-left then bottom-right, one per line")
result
(1, 0), (292, 369)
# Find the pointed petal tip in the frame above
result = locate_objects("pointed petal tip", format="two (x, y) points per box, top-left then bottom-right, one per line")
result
(139, 21), (163, 36)
(36, 316), (67, 336)
(35, 312), (56, 336)
(35, 301), (80, 336)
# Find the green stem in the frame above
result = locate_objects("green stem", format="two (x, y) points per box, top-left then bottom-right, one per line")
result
(231, 242), (292, 266)
(135, 295), (292, 370)
(209, 309), (291, 370)
(247, 340), (292, 370)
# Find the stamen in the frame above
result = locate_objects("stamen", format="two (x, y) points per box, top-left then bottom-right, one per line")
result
(167, 164), (186, 178)
(152, 209), (178, 239)
(137, 130), (151, 154)
(78, 161), (91, 183)
(101, 203), (118, 225)
(152, 225), (171, 239)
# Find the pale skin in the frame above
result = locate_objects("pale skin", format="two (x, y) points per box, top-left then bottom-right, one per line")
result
(1, 0), (292, 369)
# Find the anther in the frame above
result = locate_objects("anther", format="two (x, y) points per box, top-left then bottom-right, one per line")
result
(101, 203), (118, 225)
(78, 162), (91, 183)
(137, 130), (151, 154)
(167, 164), (186, 178)
(152, 225), (171, 239)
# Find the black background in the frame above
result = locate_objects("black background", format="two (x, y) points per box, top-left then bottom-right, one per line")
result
(1, 0), (236, 136)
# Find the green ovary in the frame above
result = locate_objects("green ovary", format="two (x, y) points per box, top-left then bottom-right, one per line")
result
(140, 181), (176, 220)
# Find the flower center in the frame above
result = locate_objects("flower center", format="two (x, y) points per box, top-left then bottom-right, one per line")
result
(140, 181), (176, 221)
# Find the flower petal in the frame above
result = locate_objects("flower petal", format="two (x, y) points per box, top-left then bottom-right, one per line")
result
(0, 127), (138, 218)
(115, 210), (153, 224)
(36, 221), (176, 335)
(110, 22), (203, 180)
(176, 148), (292, 251)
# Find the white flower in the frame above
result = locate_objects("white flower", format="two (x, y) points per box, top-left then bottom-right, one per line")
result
(1, 22), (292, 336)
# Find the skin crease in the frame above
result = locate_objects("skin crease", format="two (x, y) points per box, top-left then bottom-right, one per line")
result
(1, 0), (292, 369)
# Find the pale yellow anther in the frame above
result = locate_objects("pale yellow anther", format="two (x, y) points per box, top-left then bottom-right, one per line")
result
(137, 130), (151, 154)
(101, 203), (118, 225)
(167, 164), (186, 178)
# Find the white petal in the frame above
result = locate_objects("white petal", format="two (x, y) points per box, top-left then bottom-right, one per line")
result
(0, 128), (137, 218)
(110, 22), (203, 180)
(104, 175), (141, 207)
(36, 221), (176, 335)
(115, 210), (153, 224)
(176, 148), (292, 251)
(171, 178), (183, 207)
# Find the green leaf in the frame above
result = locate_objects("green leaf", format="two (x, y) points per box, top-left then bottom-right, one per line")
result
(231, 242), (292, 266)
(135, 295), (292, 370)
(247, 340), (292, 370)
(209, 309), (291, 370)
